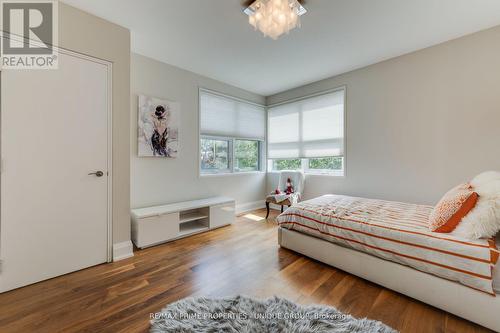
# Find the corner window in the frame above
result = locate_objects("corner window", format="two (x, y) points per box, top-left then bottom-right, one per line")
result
(267, 88), (345, 176)
(269, 157), (344, 176)
(199, 89), (265, 175)
(307, 156), (343, 174)
(234, 139), (260, 172)
(200, 138), (230, 173)
(271, 159), (302, 171)
(200, 137), (263, 174)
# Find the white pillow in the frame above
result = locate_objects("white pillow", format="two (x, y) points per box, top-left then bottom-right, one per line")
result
(471, 171), (500, 187)
(453, 173), (500, 239)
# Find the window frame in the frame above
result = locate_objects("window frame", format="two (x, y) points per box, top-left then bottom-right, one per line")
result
(200, 136), (232, 175)
(304, 156), (345, 176)
(198, 88), (266, 177)
(268, 157), (345, 176)
(200, 135), (264, 176)
(234, 139), (262, 173)
(266, 86), (347, 177)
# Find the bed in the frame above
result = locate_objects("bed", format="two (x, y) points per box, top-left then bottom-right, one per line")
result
(277, 194), (500, 331)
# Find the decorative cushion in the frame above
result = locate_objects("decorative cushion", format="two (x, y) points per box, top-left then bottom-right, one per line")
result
(470, 170), (500, 188)
(453, 172), (500, 239)
(429, 183), (478, 233)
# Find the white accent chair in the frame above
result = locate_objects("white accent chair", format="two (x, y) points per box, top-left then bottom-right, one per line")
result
(266, 171), (305, 219)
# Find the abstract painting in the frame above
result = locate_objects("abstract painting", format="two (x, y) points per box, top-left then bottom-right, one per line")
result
(138, 95), (179, 157)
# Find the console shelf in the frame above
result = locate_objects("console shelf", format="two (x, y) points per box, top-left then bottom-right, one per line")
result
(131, 197), (235, 249)
(179, 212), (209, 223)
(179, 221), (209, 237)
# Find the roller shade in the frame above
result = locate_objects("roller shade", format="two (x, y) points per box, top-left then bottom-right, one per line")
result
(268, 90), (344, 159)
(200, 90), (265, 140)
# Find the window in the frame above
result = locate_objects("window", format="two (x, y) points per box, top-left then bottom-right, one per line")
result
(272, 159), (302, 171)
(307, 156), (344, 175)
(200, 90), (265, 174)
(268, 157), (344, 175)
(234, 139), (260, 172)
(308, 156), (343, 171)
(267, 89), (345, 175)
(200, 138), (230, 173)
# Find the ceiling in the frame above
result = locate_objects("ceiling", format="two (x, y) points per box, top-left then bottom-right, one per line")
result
(62, 0), (500, 96)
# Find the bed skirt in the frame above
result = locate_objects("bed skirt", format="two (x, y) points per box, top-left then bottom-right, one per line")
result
(278, 227), (500, 332)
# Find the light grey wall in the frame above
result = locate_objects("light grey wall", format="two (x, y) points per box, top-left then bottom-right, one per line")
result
(267, 25), (500, 205)
(131, 53), (266, 209)
(59, 4), (131, 244)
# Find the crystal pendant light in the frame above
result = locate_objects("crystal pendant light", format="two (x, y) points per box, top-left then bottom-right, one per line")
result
(244, 0), (307, 40)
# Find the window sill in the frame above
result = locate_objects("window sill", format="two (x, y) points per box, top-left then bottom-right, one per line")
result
(306, 172), (345, 178)
(266, 171), (345, 177)
(200, 171), (266, 178)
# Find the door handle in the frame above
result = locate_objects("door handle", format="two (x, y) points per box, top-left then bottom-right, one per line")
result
(88, 171), (104, 177)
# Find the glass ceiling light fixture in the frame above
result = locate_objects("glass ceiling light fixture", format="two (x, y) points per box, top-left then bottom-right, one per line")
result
(244, 0), (307, 40)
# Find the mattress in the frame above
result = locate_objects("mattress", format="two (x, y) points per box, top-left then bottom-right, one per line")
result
(277, 194), (499, 295)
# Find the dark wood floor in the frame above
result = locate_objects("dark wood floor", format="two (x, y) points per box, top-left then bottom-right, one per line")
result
(0, 208), (493, 333)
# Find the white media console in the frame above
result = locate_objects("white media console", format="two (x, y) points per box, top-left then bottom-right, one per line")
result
(131, 197), (235, 249)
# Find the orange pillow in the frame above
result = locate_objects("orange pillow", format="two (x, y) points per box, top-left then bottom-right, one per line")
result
(429, 183), (478, 233)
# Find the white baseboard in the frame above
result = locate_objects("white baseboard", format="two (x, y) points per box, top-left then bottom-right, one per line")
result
(113, 240), (134, 261)
(235, 200), (265, 214)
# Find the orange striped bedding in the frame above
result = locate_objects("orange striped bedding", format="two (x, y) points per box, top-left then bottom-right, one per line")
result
(277, 194), (499, 295)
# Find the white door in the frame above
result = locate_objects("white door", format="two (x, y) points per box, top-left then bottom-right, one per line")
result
(0, 51), (110, 292)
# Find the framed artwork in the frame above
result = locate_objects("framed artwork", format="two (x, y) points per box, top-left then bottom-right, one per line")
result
(138, 95), (179, 157)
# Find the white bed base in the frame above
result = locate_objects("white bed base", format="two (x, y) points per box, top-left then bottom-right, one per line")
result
(278, 227), (500, 332)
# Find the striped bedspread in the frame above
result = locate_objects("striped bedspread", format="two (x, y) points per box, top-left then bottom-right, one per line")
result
(277, 195), (499, 295)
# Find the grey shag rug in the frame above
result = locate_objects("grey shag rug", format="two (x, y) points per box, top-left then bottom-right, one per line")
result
(150, 295), (397, 333)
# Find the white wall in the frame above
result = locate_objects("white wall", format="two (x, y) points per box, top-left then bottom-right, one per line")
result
(131, 53), (266, 211)
(267, 25), (500, 205)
